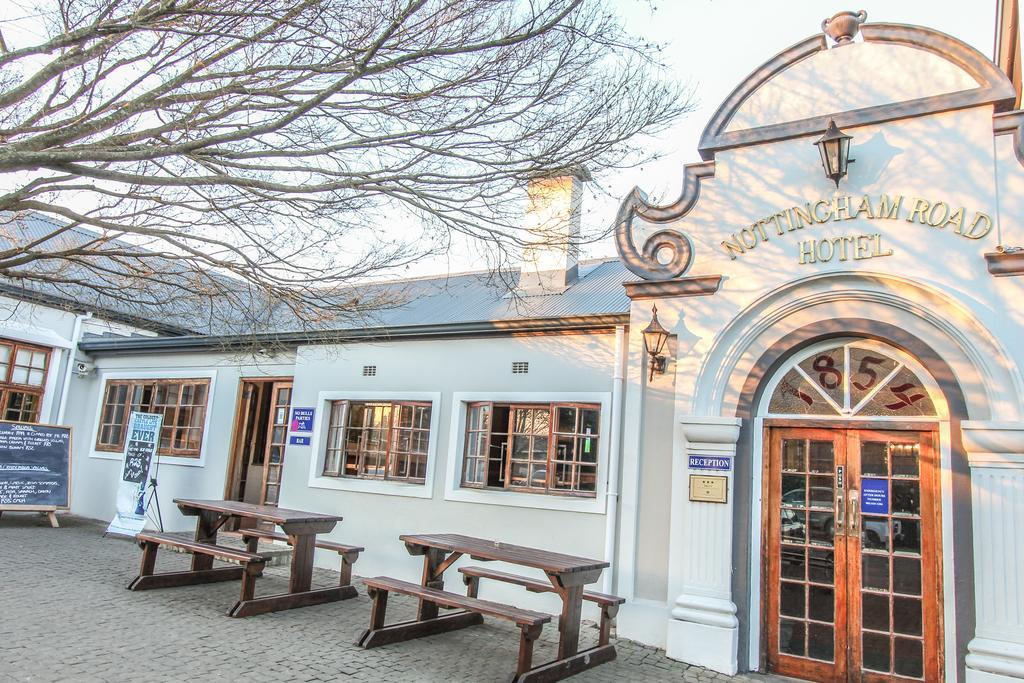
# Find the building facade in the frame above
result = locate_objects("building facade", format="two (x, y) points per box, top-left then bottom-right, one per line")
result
(4, 11), (1024, 683)
(611, 12), (1024, 682)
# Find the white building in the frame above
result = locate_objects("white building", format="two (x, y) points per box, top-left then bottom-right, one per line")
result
(3, 10), (1024, 683)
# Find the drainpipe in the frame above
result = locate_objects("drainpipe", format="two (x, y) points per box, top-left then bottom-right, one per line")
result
(56, 312), (92, 424)
(602, 325), (627, 593)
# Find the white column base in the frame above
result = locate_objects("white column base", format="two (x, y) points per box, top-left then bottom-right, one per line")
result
(963, 423), (1024, 683)
(665, 593), (739, 675)
(966, 637), (1024, 682)
(666, 619), (738, 675)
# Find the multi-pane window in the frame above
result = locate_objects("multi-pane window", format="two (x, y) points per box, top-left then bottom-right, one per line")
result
(0, 340), (50, 423)
(95, 379), (210, 457)
(322, 400), (432, 483)
(461, 402), (600, 497)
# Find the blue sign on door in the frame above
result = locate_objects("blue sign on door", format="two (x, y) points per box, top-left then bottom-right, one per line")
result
(288, 435), (311, 446)
(861, 478), (889, 514)
(290, 407), (315, 433)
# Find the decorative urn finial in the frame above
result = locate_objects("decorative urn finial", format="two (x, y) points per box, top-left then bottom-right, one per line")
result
(822, 10), (867, 45)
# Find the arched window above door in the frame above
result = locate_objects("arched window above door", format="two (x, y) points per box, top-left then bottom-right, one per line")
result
(767, 342), (937, 417)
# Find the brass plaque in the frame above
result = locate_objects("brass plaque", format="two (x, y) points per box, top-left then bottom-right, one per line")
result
(689, 474), (728, 503)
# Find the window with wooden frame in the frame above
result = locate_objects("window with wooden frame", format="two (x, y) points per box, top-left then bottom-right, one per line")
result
(322, 400), (432, 483)
(461, 402), (600, 497)
(95, 379), (211, 457)
(0, 339), (51, 423)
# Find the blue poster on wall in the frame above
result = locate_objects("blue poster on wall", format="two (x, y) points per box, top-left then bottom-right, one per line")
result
(290, 407), (315, 433)
(861, 478), (889, 514)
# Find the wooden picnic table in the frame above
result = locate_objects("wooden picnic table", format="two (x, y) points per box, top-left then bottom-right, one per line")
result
(128, 499), (349, 617)
(359, 532), (614, 681)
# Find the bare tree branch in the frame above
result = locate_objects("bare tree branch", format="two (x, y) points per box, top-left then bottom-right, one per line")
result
(0, 0), (692, 334)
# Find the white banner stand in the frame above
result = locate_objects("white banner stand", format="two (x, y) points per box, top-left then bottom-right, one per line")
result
(106, 412), (163, 538)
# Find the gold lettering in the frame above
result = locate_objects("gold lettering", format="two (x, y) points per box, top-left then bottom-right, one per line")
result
(833, 236), (850, 261)
(798, 240), (816, 264)
(878, 194), (903, 219)
(722, 193), (990, 261)
(833, 195), (852, 221)
(873, 233), (893, 257)
(812, 199), (833, 223)
(816, 238), (834, 262)
(854, 195), (875, 219)
(906, 198), (930, 224)
(753, 220), (771, 242)
(791, 204), (813, 229)
(739, 228), (758, 249)
(855, 235), (872, 259)
(927, 201), (950, 227)
(964, 212), (993, 239)
(721, 237), (746, 260)
(776, 211), (795, 232)
(945, 207), (965, 234)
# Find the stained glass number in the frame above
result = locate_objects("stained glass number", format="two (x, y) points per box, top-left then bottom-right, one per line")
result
(769, 344), (936, 418)
(852, 355), (886, 391)
(812, 354), (843, 390)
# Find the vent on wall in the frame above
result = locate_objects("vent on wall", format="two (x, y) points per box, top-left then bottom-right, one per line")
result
(362, 365), (377, 377)
(512, 361), (529, 374)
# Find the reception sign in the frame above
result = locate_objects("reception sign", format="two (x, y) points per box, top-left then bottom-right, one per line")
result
(688, 455), (732, 471)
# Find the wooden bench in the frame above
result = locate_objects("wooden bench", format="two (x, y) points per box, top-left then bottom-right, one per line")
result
(239, 528), (363, 589)
(358, 576), (552, 677)
(459, 565), (625, 647)
(128, 531), (269, 608)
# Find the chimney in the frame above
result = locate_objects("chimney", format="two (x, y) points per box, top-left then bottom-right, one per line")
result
(518, 167), (591, 295)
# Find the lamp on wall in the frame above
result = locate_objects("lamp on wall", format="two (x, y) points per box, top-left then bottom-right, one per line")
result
(642, 304), (670, 381)
(814, 118), (854, 187)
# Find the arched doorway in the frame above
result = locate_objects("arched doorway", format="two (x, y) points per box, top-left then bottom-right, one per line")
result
(759, 339), (945, 682)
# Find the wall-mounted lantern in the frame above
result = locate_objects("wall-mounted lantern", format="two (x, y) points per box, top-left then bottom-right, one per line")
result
(814, 118), (854, 187)
(642, 304), (670, 381)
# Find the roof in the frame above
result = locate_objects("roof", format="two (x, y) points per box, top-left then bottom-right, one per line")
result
(0, 211), (272, 336)
(342, 260), (634, 329)
(0, 212), (636, 352)
(78, 259), (636, 355)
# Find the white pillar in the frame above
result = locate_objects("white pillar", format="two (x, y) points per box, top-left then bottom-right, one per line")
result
(963, 421), (1024, 682)
(665, 416), (741, 675)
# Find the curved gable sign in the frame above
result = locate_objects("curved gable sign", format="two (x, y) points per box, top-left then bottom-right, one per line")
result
(698, 23), (1016, 161)
(614, 18), (1012, 282)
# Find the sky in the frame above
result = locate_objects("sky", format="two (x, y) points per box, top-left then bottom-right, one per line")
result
(404, 0), (998, 277)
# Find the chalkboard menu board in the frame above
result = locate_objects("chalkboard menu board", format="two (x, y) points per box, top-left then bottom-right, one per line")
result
(0, 422), (72, 509)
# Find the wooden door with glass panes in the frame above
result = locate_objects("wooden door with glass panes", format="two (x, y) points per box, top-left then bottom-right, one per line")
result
(260, 381), (292, 506)
(766, 427), (941, 682)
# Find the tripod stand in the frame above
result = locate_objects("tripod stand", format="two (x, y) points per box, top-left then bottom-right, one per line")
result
(142, 476), (164, 532)
(140, 450), (164, 533)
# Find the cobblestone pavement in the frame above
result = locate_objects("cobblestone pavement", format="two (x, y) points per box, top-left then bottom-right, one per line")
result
(0, 515), (795, 683)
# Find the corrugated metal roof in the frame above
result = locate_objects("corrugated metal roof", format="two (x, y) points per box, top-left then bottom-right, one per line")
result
(346, 260), (635, 329)
(1, 211), (637, 338)
(0, 211), (267, 335)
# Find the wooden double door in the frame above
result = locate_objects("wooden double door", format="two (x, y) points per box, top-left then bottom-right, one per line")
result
(765, 427), (942, 682)
(227, 378), (292, 507)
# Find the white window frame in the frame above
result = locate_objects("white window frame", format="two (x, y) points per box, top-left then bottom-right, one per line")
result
(445, 391), (611, 514)
(88, 369), (218, 468)
(306, 390), (442, 499)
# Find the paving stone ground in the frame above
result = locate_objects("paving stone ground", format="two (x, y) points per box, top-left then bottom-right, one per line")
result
(0, 514), (794, 683)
